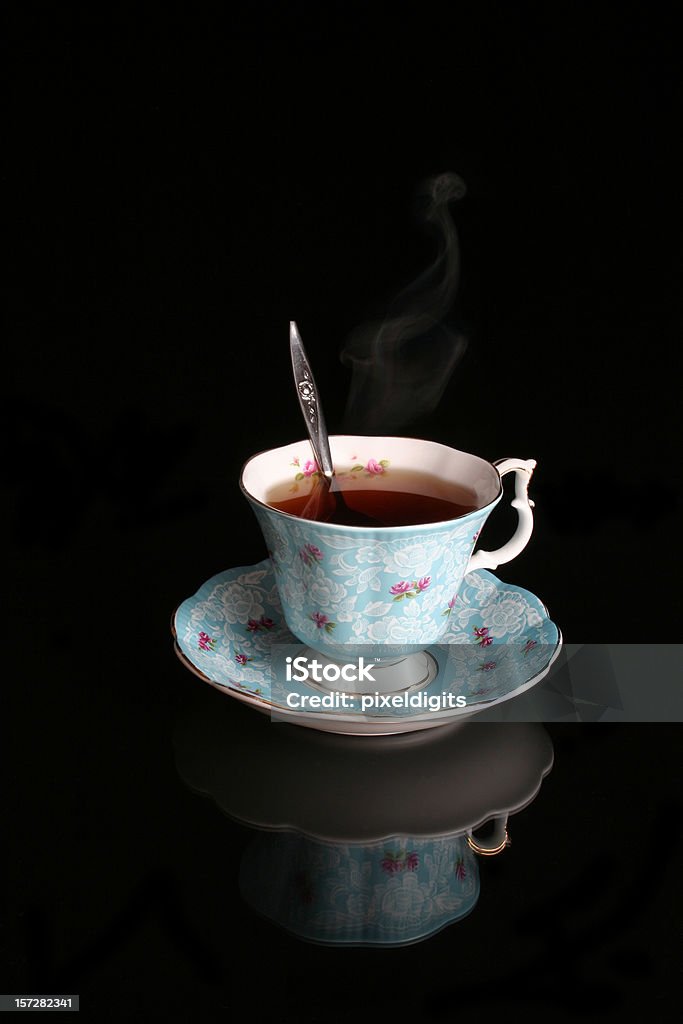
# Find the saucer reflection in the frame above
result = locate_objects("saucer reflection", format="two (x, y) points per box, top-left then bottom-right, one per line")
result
(173, 698), (553, 947)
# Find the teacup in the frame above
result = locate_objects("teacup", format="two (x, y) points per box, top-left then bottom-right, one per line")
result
(240, 436), (535, 685)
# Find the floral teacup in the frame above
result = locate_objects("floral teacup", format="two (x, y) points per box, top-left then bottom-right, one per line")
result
(240, 436), (536, 680)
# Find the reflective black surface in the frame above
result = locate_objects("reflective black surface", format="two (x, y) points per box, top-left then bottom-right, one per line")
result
(6, 4), (681, 1021)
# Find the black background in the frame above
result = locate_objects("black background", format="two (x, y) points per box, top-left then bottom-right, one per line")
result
(4, 3), (682, 1021)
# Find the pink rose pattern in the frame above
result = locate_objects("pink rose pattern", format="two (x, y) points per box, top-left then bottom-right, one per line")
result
(198, 627), (262, 697)
(454, 856), (467, 881)
(473, 625), (493, 647)
(299, 543), (324, 567)
(292, 456), (321, 483)
(442, 594), (457, 617)
(381, 850), (419, 874)
(390, 576), (431, 601)
(246, 615), (275, 633)
(349, 457), (390, 477)
(291, 453), (389, 483)
(310, 611), (336, 634)
(198, 631), (216, 652)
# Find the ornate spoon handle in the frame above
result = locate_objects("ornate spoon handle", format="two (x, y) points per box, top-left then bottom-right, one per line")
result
(289, 321), (334, 479)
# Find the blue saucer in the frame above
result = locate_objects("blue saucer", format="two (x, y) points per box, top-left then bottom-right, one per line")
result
(172, 560), (561, 734)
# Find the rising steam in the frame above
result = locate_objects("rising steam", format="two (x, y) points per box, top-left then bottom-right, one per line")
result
(340, 172), (468, 433)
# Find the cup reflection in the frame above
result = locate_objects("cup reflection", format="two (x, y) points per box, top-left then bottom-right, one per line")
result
(240, 830), (479, 946)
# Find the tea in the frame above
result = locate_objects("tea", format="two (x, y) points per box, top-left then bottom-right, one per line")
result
(265, 468), (480, 527)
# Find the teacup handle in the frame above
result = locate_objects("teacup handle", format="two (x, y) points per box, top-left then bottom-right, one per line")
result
(466, 458), (536, 573)
(467, 815), (510, 856)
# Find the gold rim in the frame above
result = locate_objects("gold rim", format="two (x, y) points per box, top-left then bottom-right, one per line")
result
(467, 831), (510, 856)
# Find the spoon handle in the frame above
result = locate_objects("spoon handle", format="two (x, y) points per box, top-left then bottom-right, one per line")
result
(289, 321), (334, 479)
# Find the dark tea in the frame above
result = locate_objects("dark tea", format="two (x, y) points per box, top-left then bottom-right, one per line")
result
(265, 468), (480, 527)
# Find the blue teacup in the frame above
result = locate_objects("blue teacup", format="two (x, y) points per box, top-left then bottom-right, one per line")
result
(240, 436), (536, 687)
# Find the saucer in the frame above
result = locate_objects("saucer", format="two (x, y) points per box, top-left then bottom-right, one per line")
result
(172, 559), (562, 735)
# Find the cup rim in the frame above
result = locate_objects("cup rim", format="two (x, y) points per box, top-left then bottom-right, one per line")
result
(239, 435), (504, 532)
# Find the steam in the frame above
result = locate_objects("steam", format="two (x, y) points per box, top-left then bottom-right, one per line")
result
(340, 172), (468, 433)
